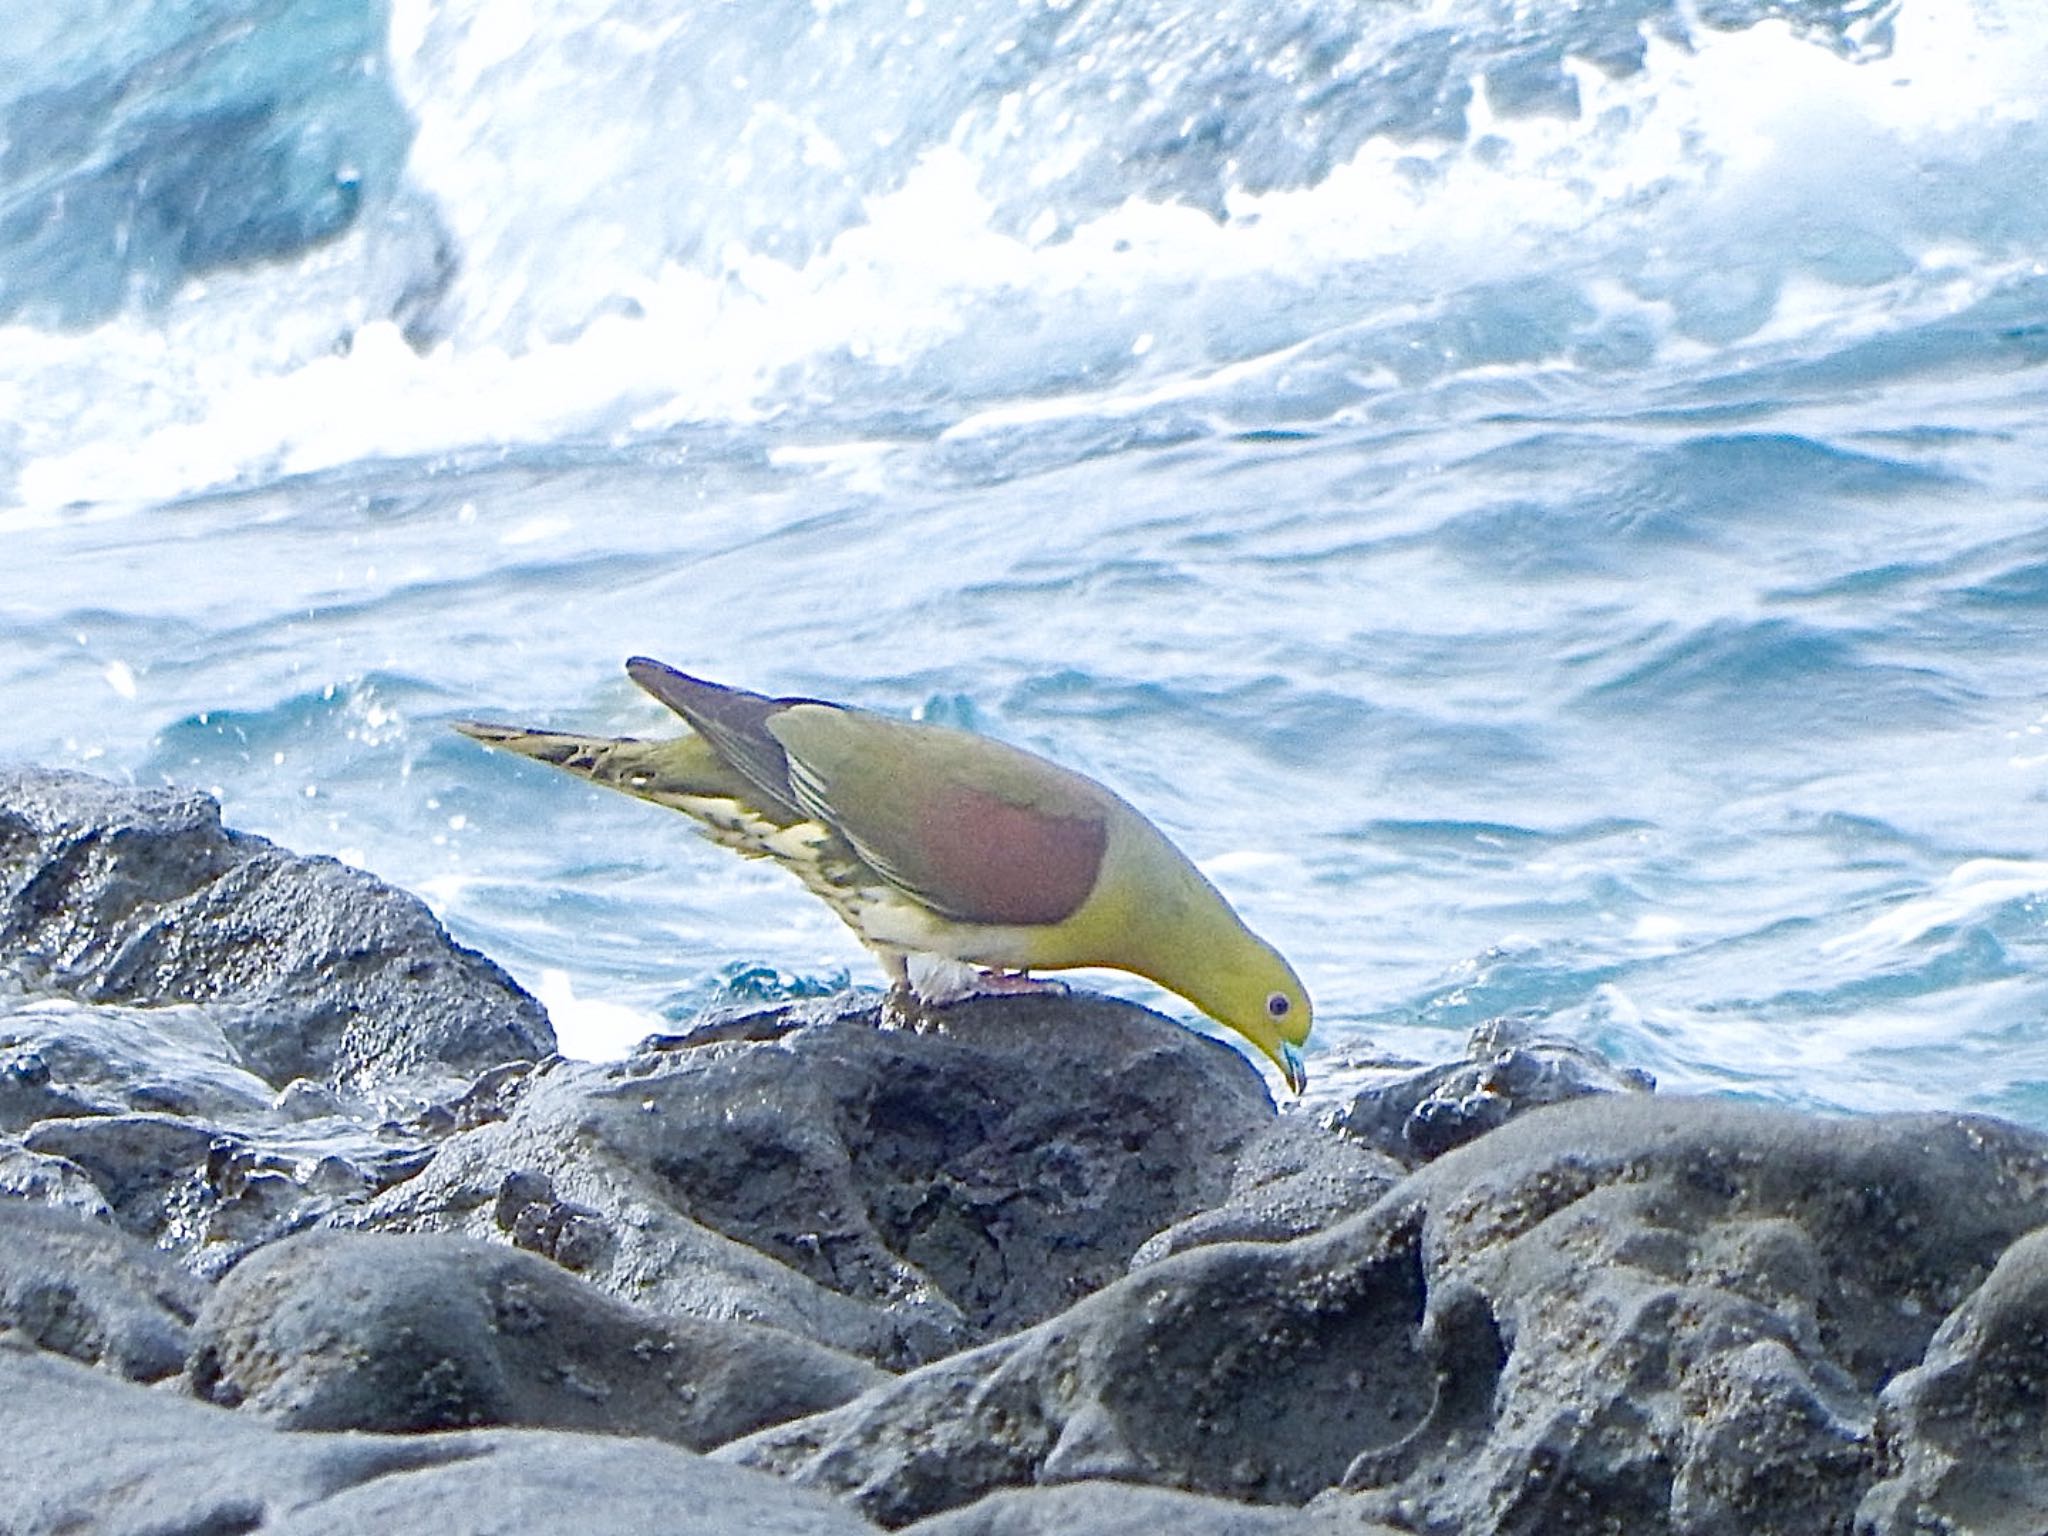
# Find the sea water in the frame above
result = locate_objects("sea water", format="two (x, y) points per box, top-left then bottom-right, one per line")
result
(3, 0), (2046, 1122)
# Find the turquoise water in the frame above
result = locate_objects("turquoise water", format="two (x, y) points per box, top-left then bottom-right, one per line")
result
(4, 0), (2047, 1122)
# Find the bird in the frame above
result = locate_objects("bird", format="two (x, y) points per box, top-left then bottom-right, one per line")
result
(455, 658), (1311, 1092)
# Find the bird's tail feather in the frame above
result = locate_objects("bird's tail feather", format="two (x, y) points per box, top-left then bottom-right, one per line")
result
(453, 722), (765, 813)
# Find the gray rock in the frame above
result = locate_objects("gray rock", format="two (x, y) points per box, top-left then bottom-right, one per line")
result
(0, 773), (561, 1275)
(188, 1228), (887, 1448)
(0, 767), (552, 1094)
(23, 1110), (228, 1240)
(353, 992), (1274, 1367)
(1857, 1224), (2048, 1535)
(1329, 1014), (1655, 1164)
(898, 1480), (1391, 1535)
(0, 1201), (206, 1380)
(0, 994), (278, 1130)
(17, 1100), (435, 1280)
(0, 1037), (100, 1130)
(264, 1433), (882, 1536)
(721, 1096), (2048, 1532)
(0, 1336), (881, 1536)
(1132, 1113), (1404, 1266)
(0, 982), (329, 1159)
(0, 1136), (112, 1218)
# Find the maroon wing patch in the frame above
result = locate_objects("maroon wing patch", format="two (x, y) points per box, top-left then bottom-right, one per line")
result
(907, 782), (1108, 926)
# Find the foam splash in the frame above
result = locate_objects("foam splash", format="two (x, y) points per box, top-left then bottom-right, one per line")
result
(534, 967), (666, 1061)
(1825, 858), (2048, 958)
(5, 0), (2044, 515)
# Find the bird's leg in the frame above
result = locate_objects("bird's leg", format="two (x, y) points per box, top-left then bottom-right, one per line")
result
(971, 968), (1068, 996)
(877, 948), (942, 1032)
(882, 983), (927, 1029)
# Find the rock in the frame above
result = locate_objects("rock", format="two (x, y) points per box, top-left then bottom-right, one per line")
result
(1328, 1014), (1655, 1164)
(1857, 1224), (2048, 1535)
(0, 767), (552, 1095)
(896, 1480), (1390, 1535)
(0, 1038), (100, 1130)
(0, 1136), (113, 1218)
(23, 1111), (237, 1253)
(0, 1337), (881, 1536)
(0, 1201), (206, 1381)
(0, 772), (560, 1276)
(188, 1228), (887, 1448)
(0, 995), (278, 1129)
(353, 992), (1274, 1367)
(720, 1096), (2048, 1532)
(17, 1099), (436, 1280)
(1131, 1113), (1404, 1266)
(26, 762), (2048, 1536)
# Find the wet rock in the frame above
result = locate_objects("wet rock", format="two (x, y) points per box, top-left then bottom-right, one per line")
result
(0, 995), (278, 1129)
(0, 994), (458, 1272)
(0, 1201), (206, 1381)
(188, 1228), (887, 1448)
(0, 771), (560, 1275)
(896, 1480), (1389, 1535)
(0, 1337), (882, 1536)
(17, 1103), (432, 1280)
(23, 1111), (225, 1236)
(1329, 1015), (1655, 1164)
(0, 1137), (112, 1217)
(1858, 1224), (2048, 1535)
(1131, 1113), (1404, 1265)
(0, 767), (552, 1094)
(721, 1097), (2048, 1532)
(0, 1041), (100, 1129)
(26, 762), (2048, 1536)
(353, 992), (1273, 1368)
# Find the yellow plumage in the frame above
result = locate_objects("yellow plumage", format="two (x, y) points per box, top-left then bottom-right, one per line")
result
(457, 659), (1312, 1091)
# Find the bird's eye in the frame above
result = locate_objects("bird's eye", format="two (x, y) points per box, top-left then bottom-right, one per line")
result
(1266, 992), (1291, 1019)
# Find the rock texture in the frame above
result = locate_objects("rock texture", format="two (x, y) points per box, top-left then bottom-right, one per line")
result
(722, 1097), (2048, 1532)
(1858, 1224), (2048, 1535)
(1327, 1014), (1656, 1164)
(0, 1338), (882, 1536)
(0, 767), (552, 1093)
(188, 1227), (887, 1447)
(897, 1481), (1392, 1535)
(351, 993), (1275, 1367)
(1130, 1112), (1404, 1266)
(0, 769), (558, 1277)
(10, 767), (2048, 1536)
(0, 1200), (206, 1380)
(0, 982), (464, 1277)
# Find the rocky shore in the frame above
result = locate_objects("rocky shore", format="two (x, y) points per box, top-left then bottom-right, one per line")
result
(3, 766), (2044, 1535)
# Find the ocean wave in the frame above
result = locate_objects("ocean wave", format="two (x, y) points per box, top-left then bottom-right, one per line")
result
(3, 0), (2042, 510)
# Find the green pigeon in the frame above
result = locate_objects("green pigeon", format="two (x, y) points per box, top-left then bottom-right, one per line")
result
(456, 658), (1312, 1091)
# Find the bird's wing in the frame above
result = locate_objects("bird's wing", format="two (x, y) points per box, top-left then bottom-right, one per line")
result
(625, 658), (816, 823)
(767, 704), (1110, 928)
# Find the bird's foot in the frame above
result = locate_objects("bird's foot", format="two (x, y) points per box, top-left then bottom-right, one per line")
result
(876, 959), (1065, 1030)
(881, 980), (946, 1033)
(969, 969), (1067, 997)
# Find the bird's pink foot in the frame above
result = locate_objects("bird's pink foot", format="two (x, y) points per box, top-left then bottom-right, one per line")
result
(970, 969), (1068, 997)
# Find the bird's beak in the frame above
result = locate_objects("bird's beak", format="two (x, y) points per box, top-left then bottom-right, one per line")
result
(1279, 1042), (1307, 1097)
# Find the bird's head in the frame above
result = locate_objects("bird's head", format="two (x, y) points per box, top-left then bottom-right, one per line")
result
(1182, 928), (1313, 1095)
(1087, 823), (1317, 1095)
(1118, 901), (1313, 1094)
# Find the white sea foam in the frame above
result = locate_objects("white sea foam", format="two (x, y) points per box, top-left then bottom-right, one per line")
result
(6, 0), (2044, 515)
(7, 0), (2048, 1127)
(1825, 858), (2048, 957)
(535, 967), (667, 1060)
